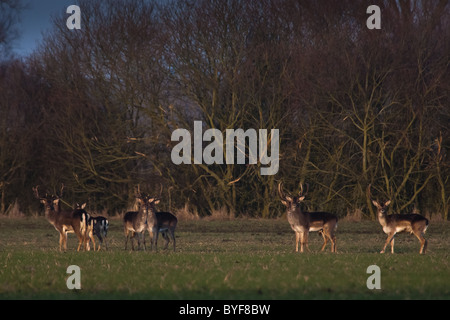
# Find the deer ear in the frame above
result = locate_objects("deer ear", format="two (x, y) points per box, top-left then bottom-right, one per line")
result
(372, 200), (380, 207)
(81, 203), (87, 209)
(280, 200), (289, 207)
(53, 199), (60, 205)
(154, 199), (160, 205)
(385, 200), (391, 207)
(298, 196), (305, 202)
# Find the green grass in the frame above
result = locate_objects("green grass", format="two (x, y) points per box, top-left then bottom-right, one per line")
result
(0, 217), (449, 299)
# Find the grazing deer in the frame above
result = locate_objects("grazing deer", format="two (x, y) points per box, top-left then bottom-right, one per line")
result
(278, 181), (338, 253)
(123, 186), (150, 250)
(368, 185), (429, 254)
(76, 203), (109, 251)
(33, 185), (89, 252)
(144, 196), (178, 252)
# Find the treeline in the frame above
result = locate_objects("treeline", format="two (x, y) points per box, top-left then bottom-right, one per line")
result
(0, 0), (449, 219)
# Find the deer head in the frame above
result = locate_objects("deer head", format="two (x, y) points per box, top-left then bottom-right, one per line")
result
(33, 185), (59, 211)
(367, 184), (391, 214)
(278, 181), (308, 210)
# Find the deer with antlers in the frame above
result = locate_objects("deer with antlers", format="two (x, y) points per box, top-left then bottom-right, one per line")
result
(278, 181), (338, 253)
(33, 184), (89, 252)
(367, 184), (429, 254)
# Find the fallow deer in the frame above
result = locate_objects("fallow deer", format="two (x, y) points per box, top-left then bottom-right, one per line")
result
(75, 203), (109, 251)
(123, 185), (150, 250)
(278, 181), (338, 253)
(33, 184), (89, 252)
(90, 216), (109, 251)
(143, 196), (178, 252)
(368, 185), (429, 254)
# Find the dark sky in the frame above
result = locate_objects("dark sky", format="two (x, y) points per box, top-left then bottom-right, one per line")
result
(13, 0), (75, 56)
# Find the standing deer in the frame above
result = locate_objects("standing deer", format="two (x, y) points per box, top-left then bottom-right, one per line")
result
(33, 184), (89, 252)
(76, 203), (109, 251)
(368, 185), (429, 254)
(144, 196), (178, 252)
(278, 181), (338, 253)
(123, 186), (149, 250)
(90, 216), (109, 251)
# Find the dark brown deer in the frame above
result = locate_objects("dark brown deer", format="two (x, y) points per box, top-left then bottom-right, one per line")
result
(89, 216), (109, 251)
(33, 184), (88, 251)
(367, 185), (429, 254)
(278, 181), (338, 253)
(144, 196), (178, 252)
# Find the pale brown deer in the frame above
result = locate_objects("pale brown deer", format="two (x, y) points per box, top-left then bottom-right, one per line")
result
(368, 185), (429, 254)
(33, 184), (89, 251)
(123, 186), (149, 250)
(278, 181), (338, 253)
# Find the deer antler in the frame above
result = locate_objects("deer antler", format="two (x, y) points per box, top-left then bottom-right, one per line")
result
(278, 181), (286, 201)
(299, 182), (309, 197)
(134, 184), (142, 198)
(57, 183), (65, 199)
(278, 181), (293, 202)
(366, 184), (376, 203)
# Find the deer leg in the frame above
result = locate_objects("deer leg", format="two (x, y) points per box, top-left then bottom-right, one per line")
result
(162, 231), (170, 250)
(62, 235), (67, 252)
(89, 231), (95, 252)
(137, 232), (144, 251)
(301, 231), (311, 252)
(413, 230), (427, 254)
(59, 233), (64, 252)
(142, 232), (146, 251)
(131, 232), (136, 251)
(320, 230), (328, 252)
(421, 237), (427, 254)
(64, 230), (70, 252)
(103, 232), (108, 251)
(83, 233), (88, 251)
(136, 232), (140, 250)
(300, 231), (310, 252)
(77, 235), (84, 252)
(76, 232), (81, 252)
(97, 235), (103, 251)
(381, 232), (395, 253)
(390, 237), (395, 253)
(153, 229), (159, 252)
(147, 229), (154, 251)
(124, 230), (132, 250)
(323, 228), (337, 253)
(171, 230), (176, 252)
(331, 234), (337, 253)
(295, 232), (300, 252)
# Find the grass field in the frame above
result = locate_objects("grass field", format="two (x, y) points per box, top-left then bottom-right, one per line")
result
(0, 216), (449, 299)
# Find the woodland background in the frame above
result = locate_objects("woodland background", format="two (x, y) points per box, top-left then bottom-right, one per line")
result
(0, 0), (448, 219)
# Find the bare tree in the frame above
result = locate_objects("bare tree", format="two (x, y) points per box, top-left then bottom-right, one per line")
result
(0, 0), (25, 58)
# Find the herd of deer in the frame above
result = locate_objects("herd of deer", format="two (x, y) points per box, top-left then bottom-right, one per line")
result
(32, 184), (177, 252)
(33, 181), (429, 254)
